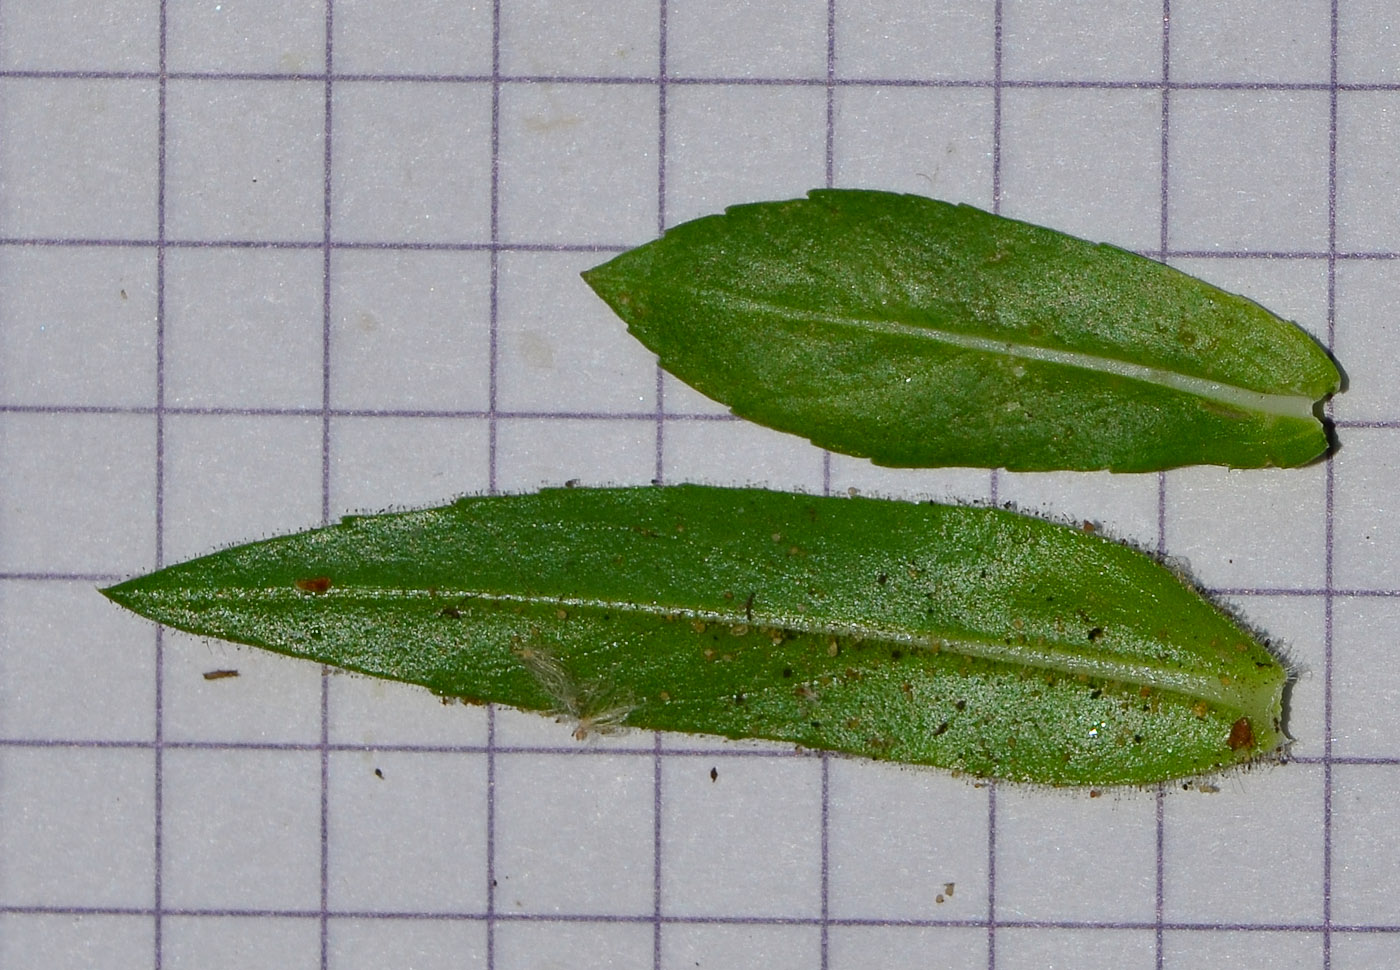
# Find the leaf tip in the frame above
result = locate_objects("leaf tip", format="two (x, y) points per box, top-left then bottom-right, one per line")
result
(98, 576), (158, 623)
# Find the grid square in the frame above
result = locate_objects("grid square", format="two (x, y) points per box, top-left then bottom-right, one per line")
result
(500, 0), (660, 78)
(0, 580), (155, 741)
(163, 915), (321, 970)
(0, 914), (154, 970)
(1170, 0), (1331, 84)
(1168, 91), (1330, 252)
(0, 412), (155, 574)
(660, 754), (821, 918)
(496, 921), (653, 970)
(995, 470), (1162, 550)
(328, 918), (487, 970)
(827, 761), (988, 921)
(1337, 91), (1400, 253)
(827, 926), (987, 970)
(1163, 764), (1323, 924)
(162, 748), (322, 910)
(664, 86), (829, 226)
(327, 750), (488, 913)
(1002, 0), (1162, 81)
(1338, 0), (1400, 85)
(998, 929), (1155, 970)
(661, 923), (820, 970)
(494, 751), (654, 916)
(0, 0), (158, 72)
(330, 416), (491, 514)
(167, 0), (326, 75)
(1333, 764), (1400, 924)
(333, 0), (493, 76)
(329, 249), (492, 412)
(1334, 261), (1400, 423)
(1333, 596), (1400, 759)
(0, 78), (158, 238)
(832, 87), (994, 204)
(660, 417), (827, 491)
(497, 83), (659, 244)
(161, 631), (326, 744)
(165, 248), (323, 409)
(497, 251), (660, 413)
(0, 246), (157, 407)
(667, 0), (828, 79)
(1000, 88), (1163, 250)
(995, 786), (1157, 922)
(0, 746), (154, 907)
(1333, 428), (1400, 591)
(494, 417), (656, 491)
(328, 666), (488, 748)
(1333, 933), (1400, 969)
(1162, 465), (1328, 591)
(165, 79), (326, 241)
(163, 413), (324, 564)
(834, 2), (993, 81)
(332, 82), (493, 244)
(1163, 929), (1321, 970)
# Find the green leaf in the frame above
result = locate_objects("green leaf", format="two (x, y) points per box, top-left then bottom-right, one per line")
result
(582, 190), (1341, 471)
(103, 485), (1287, 786)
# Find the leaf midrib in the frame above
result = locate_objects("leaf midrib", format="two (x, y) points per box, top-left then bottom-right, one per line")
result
(706, 291), (1318, 421)
(159, 586), (1267, 716)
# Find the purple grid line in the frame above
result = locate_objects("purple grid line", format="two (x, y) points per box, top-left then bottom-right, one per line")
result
(312, 5), (340, 967)
(651, 0), (669, 490)
(0, 405), (744, 423)
(8, 66), (1399, 93)
(2, 732), (1395, 768)
(151, 2), (170, 966)
(1155, 6), (1171, 968)
(0, 901), (1385, 935)
(317, 6), (336, 968)
(485, 705), (499, 970)
(486, 4), (502, 501)
(1323, 3), (1341, 968)
(11, 235), (1400, 265)
(651, 6), (669, 969)
(819, 6), (836, 968)
(484, 6), (503, 970)
(650, 731), (663, 970)
(987, 6), (1004, 968)
(2, 406), (1392, 447)
(24, 573), (1400, 602)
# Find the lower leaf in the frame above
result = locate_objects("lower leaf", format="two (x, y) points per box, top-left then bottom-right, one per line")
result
(102, 485), (1288, 786)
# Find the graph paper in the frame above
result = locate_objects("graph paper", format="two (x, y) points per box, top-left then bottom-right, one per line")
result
(1, 1), (1396, 967)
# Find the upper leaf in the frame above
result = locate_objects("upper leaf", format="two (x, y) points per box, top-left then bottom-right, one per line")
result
(583, 190), (1341, 471)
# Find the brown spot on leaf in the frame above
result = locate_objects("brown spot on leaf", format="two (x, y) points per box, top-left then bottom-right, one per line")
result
(295, 576), (332, 593)
(1227, 717), (1255, 751)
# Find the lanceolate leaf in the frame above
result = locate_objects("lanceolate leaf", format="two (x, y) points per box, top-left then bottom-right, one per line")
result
(103, 485), (1287, 786)
(582, 190), (1341, 471)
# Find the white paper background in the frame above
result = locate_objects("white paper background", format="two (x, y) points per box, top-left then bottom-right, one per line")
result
(1, 2), (1395, 968)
